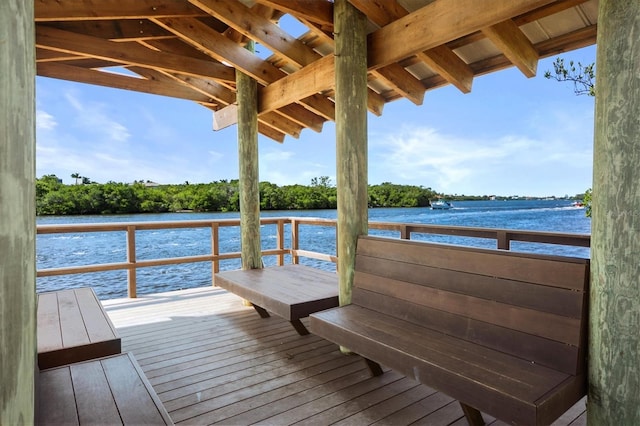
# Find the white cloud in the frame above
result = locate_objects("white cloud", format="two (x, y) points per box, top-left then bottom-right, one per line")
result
(36, 110), (57, 130)
(64, 92), (130, 143)
(371, 118), (593, 196)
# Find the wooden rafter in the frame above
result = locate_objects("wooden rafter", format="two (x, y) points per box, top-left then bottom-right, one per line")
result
(482, 20), (539, 78)
(36, 26), (236, 83)
(368, 0), (555, 69)
(252, 0), (334, 31)
(35, 0), (207, 22)
(37, 62), (217, 106)
(31, 0), (598, 142)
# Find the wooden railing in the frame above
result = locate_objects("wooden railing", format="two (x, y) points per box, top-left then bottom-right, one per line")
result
(37, 217), (590, 298)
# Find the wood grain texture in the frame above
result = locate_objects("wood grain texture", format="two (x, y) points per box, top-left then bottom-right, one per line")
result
(37, 288), (121, 369)
(310, 235), (589, 425)
(37, 353), (173, 425)
(215, 264), (338, 326)
(95, 286), (587, 425)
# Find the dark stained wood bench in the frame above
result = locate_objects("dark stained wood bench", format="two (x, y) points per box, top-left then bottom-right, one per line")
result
(310, 235), (590, 426)
(215, 264), (339, 335)
(37, 287), (121, 369)
(37, 352), (173, 425)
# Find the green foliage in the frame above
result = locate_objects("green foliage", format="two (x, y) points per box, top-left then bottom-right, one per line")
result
(544, 57), (595, 97)
(35, 175), (441, 215)
(583, 188), (592, 218)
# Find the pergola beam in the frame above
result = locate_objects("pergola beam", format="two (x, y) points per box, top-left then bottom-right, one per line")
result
(417, 46), (474, 94)
(37, 62), (218, 106)
(35, 25), (235, 83)
(189, 0), (319, 69)
(253, 0), (334, 31)
(482, 20), (539, 78)
(35, 0), (207, 22)
(368, 0), (555, 70)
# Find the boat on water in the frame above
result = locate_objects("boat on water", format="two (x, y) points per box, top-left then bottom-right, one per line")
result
(431, 200), (453, 210)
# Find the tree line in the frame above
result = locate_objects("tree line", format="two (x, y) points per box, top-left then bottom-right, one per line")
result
(36, 175), (441, 215)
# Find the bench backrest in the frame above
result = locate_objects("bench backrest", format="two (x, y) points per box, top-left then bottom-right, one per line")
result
(352, 235), (590, 376)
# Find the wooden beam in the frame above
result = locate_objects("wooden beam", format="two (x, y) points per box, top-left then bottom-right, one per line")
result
(257, 122), (286, 142)
(35, 26), (236, 82)
(35, 0), (207, 22)
(37, 62), (217, 105)
(253, 0), (334, 31)
(348, 0), (407, 27)
(213, 104), (237, 130)
(416, 45), (474, 93)
(276, 104), (324, 132)
(482, 20), (539, 78)
(160, 13), (329, 132)
(368, 0), (555, 69)
(149, 72), (236, 105)
(350, 0), (459, 98)
(189, 0), (320, 68)
(43, 20), (176, 42)
(259, 0), (556, 109)
(259, 54), (335, 115)
(152, 17), (283, 86)
(298, 94), (335, 121)
(371, 64), (425, 105)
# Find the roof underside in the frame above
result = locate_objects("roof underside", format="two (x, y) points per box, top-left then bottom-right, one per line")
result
(35, 0), (598, 142)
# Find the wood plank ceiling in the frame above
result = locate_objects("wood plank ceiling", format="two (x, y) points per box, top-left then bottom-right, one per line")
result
(35, 0), (598, 143)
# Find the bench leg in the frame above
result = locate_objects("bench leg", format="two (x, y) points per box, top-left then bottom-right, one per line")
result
(290, 319), (310, 336)
(364, 358), (384, 377)
(252, 304), (271, 318)
(459, 402), (485, 426)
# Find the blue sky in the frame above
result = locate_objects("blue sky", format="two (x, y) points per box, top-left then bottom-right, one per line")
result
(36, 45), (596, 198)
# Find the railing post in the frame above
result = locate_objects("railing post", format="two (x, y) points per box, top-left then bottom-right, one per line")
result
(497, 230), (510, 250)
(277, 219), (285, 266)
(400, 225), (410, 240)
(291, 219), (300, 264)
(211, 223), (219, 286)
(126, 225), (137, 298)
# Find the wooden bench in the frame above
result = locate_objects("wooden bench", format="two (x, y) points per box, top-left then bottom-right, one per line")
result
(215, 264), (339, 335)
(37, 352), (173, 425)
(310, 235), (589, 425)
(37, 287), (121, 369)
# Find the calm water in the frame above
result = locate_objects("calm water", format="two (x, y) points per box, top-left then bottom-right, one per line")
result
(36, 199), (591, 299)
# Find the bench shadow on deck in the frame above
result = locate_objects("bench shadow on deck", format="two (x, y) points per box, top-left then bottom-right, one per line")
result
(102, 287), (587, 426)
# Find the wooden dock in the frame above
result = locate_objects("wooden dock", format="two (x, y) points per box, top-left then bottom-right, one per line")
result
(102, 287), (587, 425)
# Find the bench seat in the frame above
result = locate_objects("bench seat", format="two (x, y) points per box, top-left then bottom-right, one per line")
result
(215, 264), (338, 335)
(37, 287), (121, 369)
(37, 352), (173, 425)
(312, 304), (585, 425)
(310, 235), (589, 425)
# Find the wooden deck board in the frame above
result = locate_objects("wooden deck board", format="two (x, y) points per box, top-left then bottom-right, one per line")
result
(101, 286), (588, 425)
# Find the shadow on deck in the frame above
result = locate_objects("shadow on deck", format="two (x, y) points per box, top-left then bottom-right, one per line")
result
(102, 287), (587, 425)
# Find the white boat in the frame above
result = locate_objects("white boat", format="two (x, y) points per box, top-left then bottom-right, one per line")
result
(431, 200), (452, 210)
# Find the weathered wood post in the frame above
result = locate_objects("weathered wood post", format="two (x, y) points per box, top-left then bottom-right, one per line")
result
(0, 0), (36, 423)
(589, 0), (640, 423)
(236, 45), (262, 270)
(334, 0), (368, 305)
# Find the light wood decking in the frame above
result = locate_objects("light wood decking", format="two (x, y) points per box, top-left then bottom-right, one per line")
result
(102, 287), (587, 425)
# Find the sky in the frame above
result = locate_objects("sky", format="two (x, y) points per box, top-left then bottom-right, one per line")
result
(35, 44), (596, 198)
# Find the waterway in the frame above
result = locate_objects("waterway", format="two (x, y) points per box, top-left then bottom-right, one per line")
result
(36, 199), (590, 299)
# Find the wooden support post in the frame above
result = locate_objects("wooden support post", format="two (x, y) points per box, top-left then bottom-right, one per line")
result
(334, 0), (368, 306)
(236, 45), (262, 271)
(0, 0), (36, 423)
(126, 225), (137, 298)
(590, 1), (640, 424)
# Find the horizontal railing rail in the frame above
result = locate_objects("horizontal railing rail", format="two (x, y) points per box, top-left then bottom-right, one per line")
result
(37, 217), (590, 298)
